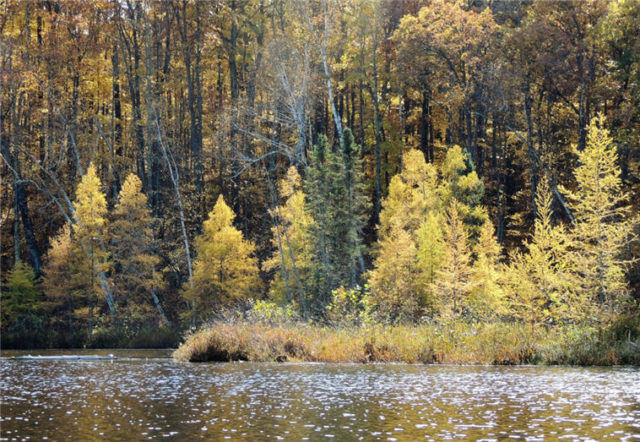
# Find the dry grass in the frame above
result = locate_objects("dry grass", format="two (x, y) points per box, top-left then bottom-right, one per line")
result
(173, 319), (640, 365)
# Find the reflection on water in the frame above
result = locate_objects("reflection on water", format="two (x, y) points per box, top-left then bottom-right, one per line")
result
(1, 351), (639, 440)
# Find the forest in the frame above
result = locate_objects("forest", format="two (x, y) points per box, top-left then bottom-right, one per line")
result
(1, 0), (639, 357)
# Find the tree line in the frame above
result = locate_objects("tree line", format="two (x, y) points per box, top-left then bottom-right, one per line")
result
(1, 0), (638, 346)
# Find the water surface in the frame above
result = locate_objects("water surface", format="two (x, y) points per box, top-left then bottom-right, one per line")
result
(1, 350), (639, 440)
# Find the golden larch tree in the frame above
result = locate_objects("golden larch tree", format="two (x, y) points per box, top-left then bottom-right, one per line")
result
(432, 199), (473, 319)
(367, 220), (421, 322)
(469, 217), (505, 321)
(263, 166), (314, 311)
(72, 163), (111, 329)
(378, 149), (438, 238)
(507, 179), (573, 335)
(41, 224), (80, 330)
(415, 211), (445, 313)
(368, 149), (438, 321)
(185, 195), (261, 322)
(109, 173), (167, 326)
(566, 115), (636, 314)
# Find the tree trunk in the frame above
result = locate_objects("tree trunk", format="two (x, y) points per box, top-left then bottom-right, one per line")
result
(318, 0), (343, 148)
(111, 42), (122, 200)
(97, 270), (117, 315)
(180, 1), (203, 221)
(194, 2), (203, 199)
(149, 286), (170, 327)
(152, 109), (194, 290)
(144, 6), (159, 216)
(577, 78), (588, 152)
(228, 0), (239, 103)
(118, 1), (146, 190)
(370, 17), (382, 224)
(16, 181), (42, 277)
(358, 78), (365, 147)
(420, 91), (430, 162)
(523, 81), (538, 220)
(2, 127), (43, 276)
(132, 7), (146, 187)
(465, 106), (474, 163)
(13, 186), (20, 266)
(68, 72), (81, 180)
(227, 0), (240, 210)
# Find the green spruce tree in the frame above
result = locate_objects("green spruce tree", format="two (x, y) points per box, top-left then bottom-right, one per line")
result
(305, 130), (369, 313)
(1, 261), (46, 347)
(438, 145), (487, 239)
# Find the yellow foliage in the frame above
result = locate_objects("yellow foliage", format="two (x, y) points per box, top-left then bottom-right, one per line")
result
(109, 173), (163, 319)
(42, 224), (75, 304)
(186, 195), (261, 322)
(379, 150), (438, 238)
(415, 211), (444, 310)
(432, 199), (472, 319)
(565, 115), (636, 313)
(74, 164), (107, 236)
(367, 222), (422, 322)
(507, 179), (577, 333)
(263, 167), (314, 307)
(70, 164), (109, 313)
(469, 219), (505, 320)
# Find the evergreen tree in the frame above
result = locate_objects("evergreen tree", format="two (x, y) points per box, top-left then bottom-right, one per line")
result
(432, 199), (473, 319)
(566, 115), (636, 314)
(109, 173), (167, 326)
(3, 262), (40, 310)
(1, 261), (46, 348)
(1, 262), (41, 327)
(185, 195), (260, 322)
(340, 128), (369, 285)
(438, 145), (487, 239)
(305, 135), (336, 308)
(305, 131), (369, 312)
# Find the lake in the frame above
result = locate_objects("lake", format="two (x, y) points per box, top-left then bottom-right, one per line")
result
(1, 349), (639, 440)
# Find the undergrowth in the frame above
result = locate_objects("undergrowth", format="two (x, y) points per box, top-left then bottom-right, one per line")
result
(173, 316), (640, 365)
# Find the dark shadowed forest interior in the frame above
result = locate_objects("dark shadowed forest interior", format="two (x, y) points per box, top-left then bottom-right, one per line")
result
(1, 0), (639, 358)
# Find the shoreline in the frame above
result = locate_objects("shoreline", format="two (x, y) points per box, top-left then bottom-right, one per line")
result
(172, 320), (640, 366)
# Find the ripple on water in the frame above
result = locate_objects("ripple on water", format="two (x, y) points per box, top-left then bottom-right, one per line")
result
(1, 359), (639, 440)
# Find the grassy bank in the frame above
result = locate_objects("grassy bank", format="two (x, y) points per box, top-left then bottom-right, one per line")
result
(173, 317), (640, 365)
